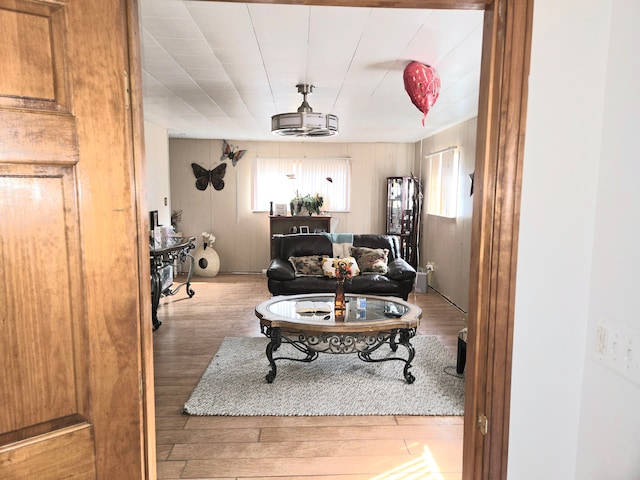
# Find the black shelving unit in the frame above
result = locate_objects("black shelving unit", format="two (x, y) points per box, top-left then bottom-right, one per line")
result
(386, 176), (421, 268)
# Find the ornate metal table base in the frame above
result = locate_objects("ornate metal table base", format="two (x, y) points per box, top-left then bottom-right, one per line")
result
(261, 325), (417, 384)
(150, 253), (195, 330)
(150, 236), (196, 330)
(162, 253), (195, 299)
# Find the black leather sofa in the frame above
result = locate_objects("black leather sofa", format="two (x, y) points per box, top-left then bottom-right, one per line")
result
(267, 233), (416, 300)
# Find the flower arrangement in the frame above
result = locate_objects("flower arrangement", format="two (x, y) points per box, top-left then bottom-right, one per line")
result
(332, 257), (353, 318)
(290, 192), (324, 216)
(201, 232), (216, 250)
(334, 258), (355, 281)
(287, 175), (332, 216)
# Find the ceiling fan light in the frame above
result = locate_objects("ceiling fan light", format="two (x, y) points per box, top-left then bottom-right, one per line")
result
(271, 112), (338, 137)
(271, 84), (339, 137)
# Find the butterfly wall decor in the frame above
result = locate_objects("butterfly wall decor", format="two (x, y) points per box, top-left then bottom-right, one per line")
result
(191, 162), (227, 191)
(220, 140), (246, 166)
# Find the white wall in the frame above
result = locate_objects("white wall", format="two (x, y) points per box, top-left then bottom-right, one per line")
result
(143, 120), (171, 227)
(576, 0), (640, 477)
(509, 1), (640, 478)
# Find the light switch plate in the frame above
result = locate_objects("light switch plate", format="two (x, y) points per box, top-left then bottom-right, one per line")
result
(595, 317), (640, 386)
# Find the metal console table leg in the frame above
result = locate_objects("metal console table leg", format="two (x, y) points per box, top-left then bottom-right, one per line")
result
(150, 236), (196, 330)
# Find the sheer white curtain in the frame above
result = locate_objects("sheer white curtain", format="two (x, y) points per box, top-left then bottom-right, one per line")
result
(426, 148), (459, 218)
(252, 157), (351, 212)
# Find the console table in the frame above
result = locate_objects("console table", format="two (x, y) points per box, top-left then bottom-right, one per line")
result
(269, 215), (331, 257)
(150, 236), (196, 330)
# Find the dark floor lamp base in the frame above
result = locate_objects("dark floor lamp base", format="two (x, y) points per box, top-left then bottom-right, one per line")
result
(456, 328), (467, 374)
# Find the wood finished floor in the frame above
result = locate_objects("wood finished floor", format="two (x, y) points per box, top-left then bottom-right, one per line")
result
(153, 273), (467, 480)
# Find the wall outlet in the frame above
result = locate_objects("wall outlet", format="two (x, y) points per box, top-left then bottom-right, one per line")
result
(425, 263), (435, 272)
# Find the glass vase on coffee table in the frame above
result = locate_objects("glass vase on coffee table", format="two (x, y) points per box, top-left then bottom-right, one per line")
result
(332, 258), (354, 320)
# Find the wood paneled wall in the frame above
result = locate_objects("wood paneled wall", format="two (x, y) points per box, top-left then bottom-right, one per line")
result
(415, 118), (477, 311)
(168, 139), (415, 272)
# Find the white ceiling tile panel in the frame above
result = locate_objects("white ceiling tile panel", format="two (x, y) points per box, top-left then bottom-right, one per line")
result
(140, 0), (191, 20)
(140, 1), (483, 142)
(185, 1), (252, 30)
(205, 29), (258, 50)
(185, 68), (227, 82)
(173, 54), (222, 69)
(442, 67), (482, 96)
(424, 9), (484, 33)
(141, 16), (202, 40)
(155, 37), (212, 56)
(213, 50), (264, 70)
(140, 37), (164, 56)
(143, 58), (182, 75)
(249, 3), (310, 32)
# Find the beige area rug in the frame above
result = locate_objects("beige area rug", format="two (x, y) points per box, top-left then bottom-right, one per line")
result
(183, 335), (465, 416)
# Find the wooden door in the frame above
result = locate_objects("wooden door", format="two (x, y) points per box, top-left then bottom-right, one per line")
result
(0, 1), (155, 478)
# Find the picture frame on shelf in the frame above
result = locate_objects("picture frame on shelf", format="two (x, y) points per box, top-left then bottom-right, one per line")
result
(274, 203), (287, 216)
(299, 226), (310, 234)
(149, 210), (159, 230)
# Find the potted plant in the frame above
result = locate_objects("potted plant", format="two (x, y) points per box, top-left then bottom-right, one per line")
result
(290, 192), (323, 216)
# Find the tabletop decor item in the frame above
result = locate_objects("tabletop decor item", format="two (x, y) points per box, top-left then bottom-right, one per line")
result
(193, 232), (219, 277)
(287, 175), (332, 216)
(332, 258), (355, 318)
(334, 277), (346, 318)
(289, 192), (323, 216)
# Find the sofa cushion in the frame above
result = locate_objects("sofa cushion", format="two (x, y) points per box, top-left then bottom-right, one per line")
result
(350, 246), (389, 274)
(288, 255), (328, 277)
(353, 234), (399, 260)
(321, 256), (360, 278)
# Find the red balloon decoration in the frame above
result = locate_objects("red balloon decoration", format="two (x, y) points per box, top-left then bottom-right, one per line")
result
(403, 61), (441, 126)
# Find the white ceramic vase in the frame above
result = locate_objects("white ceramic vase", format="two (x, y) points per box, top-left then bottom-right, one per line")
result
(192, 245), (220, 277)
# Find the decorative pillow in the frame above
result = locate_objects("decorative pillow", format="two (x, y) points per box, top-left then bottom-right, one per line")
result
(288, 255), (328, 277)
(321, 256), (360, 278)
(350, 246), (389, 274)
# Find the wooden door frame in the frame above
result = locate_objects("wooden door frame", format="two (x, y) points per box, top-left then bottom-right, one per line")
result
(126, 0), (157, 477)
(463, 1), (532, 479)
(151, 0), (533, 478)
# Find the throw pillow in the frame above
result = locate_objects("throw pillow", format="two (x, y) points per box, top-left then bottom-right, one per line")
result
(350, 246), (389, 274)
(288, 255), (328, 277)
(321, 256), (360, 278)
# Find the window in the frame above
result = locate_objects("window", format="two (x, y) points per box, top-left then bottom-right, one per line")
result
(252, 157), (351, 212)
(426, 147), (459, 218)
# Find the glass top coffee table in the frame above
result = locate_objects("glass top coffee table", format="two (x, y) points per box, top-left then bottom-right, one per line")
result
(255, 293), (422, 384)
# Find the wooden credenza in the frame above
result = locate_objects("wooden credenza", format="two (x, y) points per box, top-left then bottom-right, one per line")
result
(269, 215), (331, 257)
(269, 215), (331, 236)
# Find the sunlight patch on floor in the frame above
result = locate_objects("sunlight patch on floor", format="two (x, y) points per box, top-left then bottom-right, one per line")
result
(370, 446), (445, 480)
